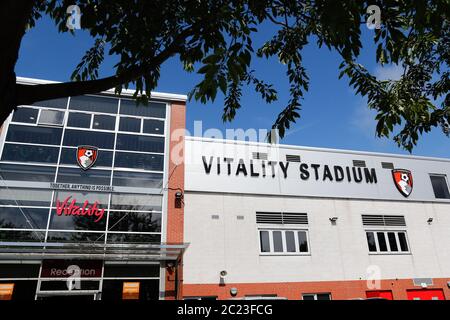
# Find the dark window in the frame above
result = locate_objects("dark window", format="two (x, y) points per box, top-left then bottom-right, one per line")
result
(387, 232), (398, 251)
(52, 191), (109, 208)
(12, 107), (39, 123)
(108, 211), (161, 232)
(116, 134), (164, 153)
(0, 230), (45, 242)
(93, 114), (115, 130)
(38, 110), (65, 126)
(0, 164), (56, 182)
(6, 125), (62, 145)
(69, 95), (118, 114)
(119, 117), (141, 132)
(285, 231), (296, 252)
(112, 171), (163, 188)
(39, 280), (100, 291)
(46, 231), (105, 243)
(376, 232), (388, 252)
(120, 100), (166, 118)
(67, 112), (91, 128)
(0, 207), (49, 229)
(143, 119), (164, 134)
(56, 167), (111, 185)
(63, 129), (114, 149)
(430, 175), (450, 199)
(1, 144), (59, 164)
(398, 232), (409, 252)
(110, 193), (162, 211)
(102, 280), (160, 300)
(366, 232), (377, 252)
(272, 231), (283, 252)
(260, 231), (270, 253)
(106, 233), (161, 244)
(302, 294), (315, 301)
(49, 209), (107, 231)
(103, 264), (160, 277)
(114, 152), (164, 171)
(59, 148), (113, 167)
(33, 98), (68, 109)
(317, 293), (332, 300)
(0, 264), (40, 278)
(298, 231), (308, 252)
(0, 188), (53, 206)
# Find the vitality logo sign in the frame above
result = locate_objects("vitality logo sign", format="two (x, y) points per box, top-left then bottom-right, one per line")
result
(392, 169), (413, 197)
(76, 146), (98, 170)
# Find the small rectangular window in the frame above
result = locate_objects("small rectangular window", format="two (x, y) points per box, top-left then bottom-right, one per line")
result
(366, 232), (377, 252)
(285, 231), (296, 252)
(260, 231), (270, 253)
(387, 232), (398, 251)
(119, 117), (141, 132)
(272, 231), (283, 252)
(143, 119), (164, 134)
(377, 232), (388, 252)
(430, 175), (450, 199)
(38, 109), (65, 126)
(67, 112), (91, 128)
(93, 114), (115, 130)
(398, 232), (409, 252)
(298, 231), (308, 252)
(302, 293), (331, 300)
(12, 107), (38, 124)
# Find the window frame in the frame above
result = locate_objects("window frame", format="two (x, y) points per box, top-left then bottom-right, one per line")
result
(302, 293), (332, 300)
(258, 227), (310, 256)
(365, 229), (411, 255)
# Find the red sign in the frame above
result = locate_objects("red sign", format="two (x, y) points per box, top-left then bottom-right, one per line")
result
(56, 196), (106, 223)
(40, 260), (103, 278)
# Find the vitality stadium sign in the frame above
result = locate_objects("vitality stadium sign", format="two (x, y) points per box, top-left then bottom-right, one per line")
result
(202, 156), (378, 184)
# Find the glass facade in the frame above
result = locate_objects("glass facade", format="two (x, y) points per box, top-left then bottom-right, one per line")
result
(0, 94), (170, 300)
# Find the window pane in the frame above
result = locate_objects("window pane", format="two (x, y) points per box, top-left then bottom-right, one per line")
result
(0, 188), (53, 206)
(110, 193), (162, 211)
(59, 148), (113, 167)
(398, 232), (409, 252)
(119, 117), (141, 132)
(430, 175), (450, 199)
(6, 124), (62, 145)
(120, 100), (166, 118)
(114, 152), (164, 171)
(0, 207), (49, 229)
(49, 209), (107, 231)
(93, 114), (115, 130)
(38, 110), (65, 126)
(387, 232), (398, 252)
(32, 98), (68, 109)
(143, 119), (164, 134)
(285, 231), (296, 252)
(1, 144), (59, 164)
(377, 232), (388, 252)
(63, 129), (114, 149)
(273, 231), (283, 252)
(317, 293), (331, 300)
(56, 167), (111, 185)
(0, 230), (45, 242)
(302, 294), (315, 301)
(106, 233), (161, 244)
(298, 231), (308, 252)
(112, 171), (162, 188)
(69, 95), (118, 114)
(260, 231), (270, 252)
(108, 211), (161, 232)
(116, 134), (164, 153)
(12, 107), (38, 123)
(67, 112), (91, 128)
(0, 164), (56, 182)
(46, 231), (105, 243)
(53, 191), (109, 207)
(366, 232), (377, 252)
(103, 264), (160, 277)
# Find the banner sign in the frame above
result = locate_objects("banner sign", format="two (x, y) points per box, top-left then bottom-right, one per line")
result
(40, 260), (103, 278)
(55, 196), (106, 223)
(50, 183), (114, 192)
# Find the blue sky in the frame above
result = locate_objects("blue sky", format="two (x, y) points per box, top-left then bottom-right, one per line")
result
(15, 15), (450, 158)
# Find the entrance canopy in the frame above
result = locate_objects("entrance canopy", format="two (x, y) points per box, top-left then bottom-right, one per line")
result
(0, 242), (189, 262)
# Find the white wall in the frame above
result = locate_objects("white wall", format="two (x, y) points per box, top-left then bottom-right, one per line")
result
(183, 193), (450, 284)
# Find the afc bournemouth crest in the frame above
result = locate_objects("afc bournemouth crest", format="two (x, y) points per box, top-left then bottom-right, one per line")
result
(392, 169), (413, 197)
(76, 146), (98, 170)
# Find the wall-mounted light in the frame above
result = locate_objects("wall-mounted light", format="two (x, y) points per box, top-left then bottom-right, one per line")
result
(175, 191), (183, 199)
(329, 217), (338, 224)
(219, 270), (227, 286)
(427, 218), (433, 224)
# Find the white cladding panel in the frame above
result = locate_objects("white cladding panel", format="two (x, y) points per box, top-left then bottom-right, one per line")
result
(185, 137), (450, 202)
(183, 193), (450, 284)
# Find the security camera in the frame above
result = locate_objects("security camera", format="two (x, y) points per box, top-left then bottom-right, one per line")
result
(427, 218), (433, 224)
(220, 270), (227, 278)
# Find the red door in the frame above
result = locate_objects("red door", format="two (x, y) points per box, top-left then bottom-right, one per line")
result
(407, 289), (445, 300)
(366, 290), (393, 300)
